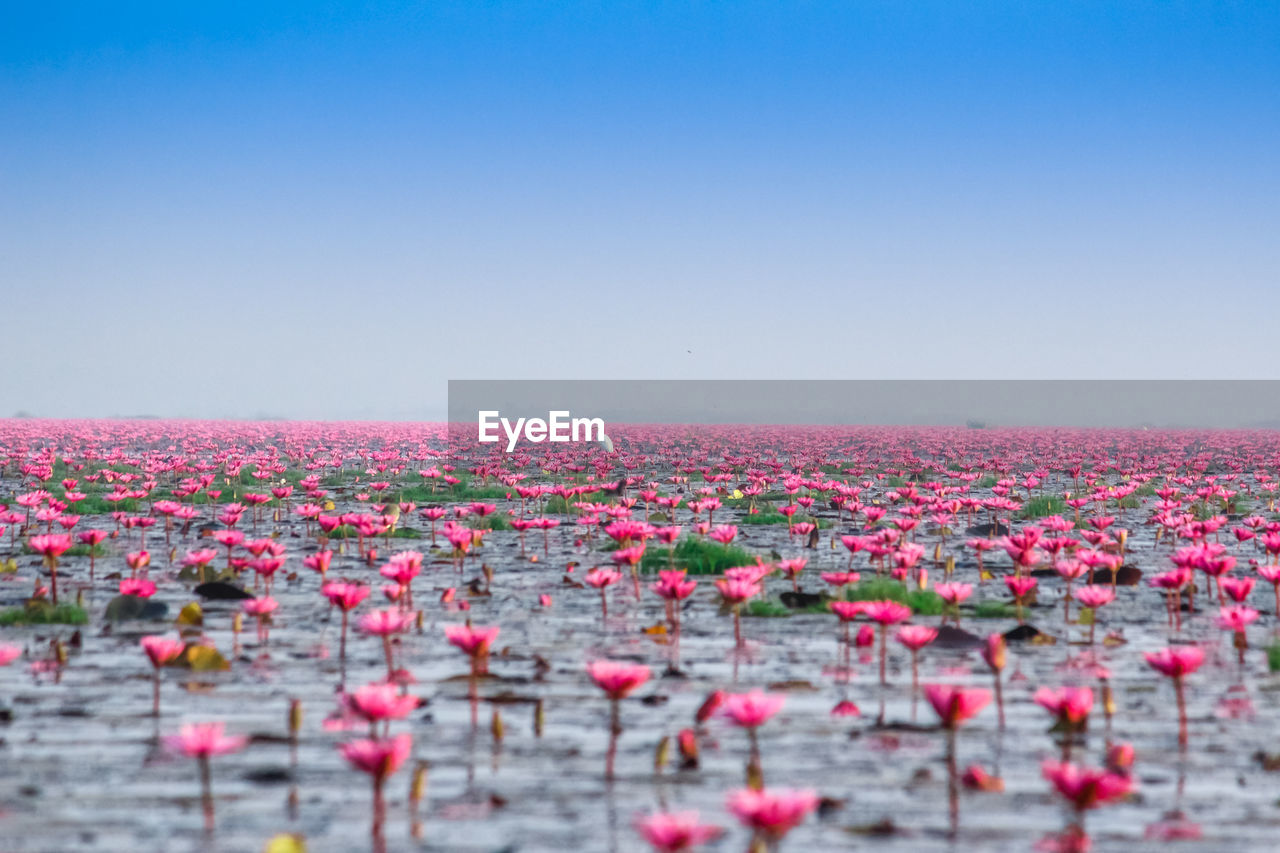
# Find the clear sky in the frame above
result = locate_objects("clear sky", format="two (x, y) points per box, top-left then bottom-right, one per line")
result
(2, 2), (1277, 419)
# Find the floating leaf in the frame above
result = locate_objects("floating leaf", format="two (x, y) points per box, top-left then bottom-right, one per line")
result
(766, 679), (819, 691)
(177, 601), (204, 626)
(186, 644), (230, 671)
(104, 595), (169, 622)
(642, 623), (668, 635)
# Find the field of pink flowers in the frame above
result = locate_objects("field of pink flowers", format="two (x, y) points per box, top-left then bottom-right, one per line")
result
(3, 419), (1280, 852)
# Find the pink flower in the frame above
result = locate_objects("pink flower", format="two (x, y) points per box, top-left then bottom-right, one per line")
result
(585, 567), (623, 589)
(140, 635), (186, 668)
(358, 608), (413, 636)
(831, 699), (861, 717)
(718, 689), (784, 729)
(1074, 586), (1115, 608)
(934, 582), (973, 605)
(587, 659), (651, 700)
(652, 569), (697, 601)
(714, 577), (761, 605)
(634, 811), (723, 853)
(0, 644), (22, 666)
(708, 525), (738, 544)
(29, 533), (71, 560)
(1033, 686), (1094, 725)
(120, 578), (157, 598)
(924, 684), (991, 729)
(164, 722), (249, 758)
(1041, 759), (1133, 810)
(339, 733), (413, 781)
(242, 596), (279, 616)
(829, 600), (866, 621)
(443, 624), (500, 658)
(1004, 575), (1038, 598)
(344, 682), (419, 722)
(861, 600), (912, 625)
(1143, 646), (1206, 679)
(322, 581), (370, 611)
(895, 625), (939, 652)
(303, 550), (333, 574)
(1220, 575), (1255, 602)
(725, 787), (818, 840)
(1215, 605), (1260, 632)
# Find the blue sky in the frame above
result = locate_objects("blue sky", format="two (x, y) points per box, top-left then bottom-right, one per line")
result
(2, 2), (1277, 418)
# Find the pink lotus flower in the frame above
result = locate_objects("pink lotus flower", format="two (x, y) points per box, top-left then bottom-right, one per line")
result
(340, 732), (413, 780)
(1041, 759), (1133, 811)
(242, 596), (279, 616)
(359, 608), (413, 636)
(1144, 646), (1206, 746)
(1074, 585), (1115, 608)
(323, 581), (370, 611)
(862, 600), (911, 625)
(444, 624), (500, 664)
(718, 689), (784, 729)
(344, 682), (419, 723)
(587, 660), (651, 700)
(634, 811), (723, 853)
(120, 578), (157, 598)
(164, 721), (249, 759)
(935, 582), (972, 604)
(0, 644), (21, 666)
(896, 624), (938, 652)
(708, 524), (738, 544)
(28, 533), (71, 559)
(140, 635), (185, 668)
(1033, 686), (1094, 726)
(714, 577), (761, 605)
(829, 600), (866, 621)
(1215, 604), (1259, 632)
(164, 721), (249, 831)
(924, 684), (991, 729)
(726, 787), (819, 841)
(1143, 646), (1205, 679)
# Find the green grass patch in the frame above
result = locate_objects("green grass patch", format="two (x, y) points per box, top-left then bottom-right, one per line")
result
(0, 602), (90, 626)
(1022, 495), (1066, 519)
(745, 599), (792, 618)
(843, 578), (944, 616)
(973, 600), (1018, 619)
(737, 513), (831, 529)
(977, 475), (999, 488)
(467, 515), (512, 531)
(1268, 643), (1280, 673)
(22, 543), (107, 558)
(398, 481), (515, 503)
(640, 537), (758, 576)
(543, 492), (608, 514)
